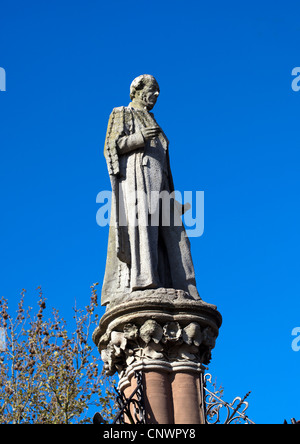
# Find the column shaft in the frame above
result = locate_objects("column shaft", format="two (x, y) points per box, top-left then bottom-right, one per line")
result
(143, 371), (174, 424)
(171, 371), (203, 424)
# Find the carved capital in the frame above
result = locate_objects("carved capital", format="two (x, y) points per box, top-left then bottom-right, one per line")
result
(93, 289), (222, 377)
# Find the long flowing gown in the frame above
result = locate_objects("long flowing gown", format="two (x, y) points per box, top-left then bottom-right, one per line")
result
(101, 104), (200, 306)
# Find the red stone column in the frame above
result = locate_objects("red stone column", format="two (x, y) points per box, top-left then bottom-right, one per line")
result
(143, 371), (174, 424)
(171, 371), (203, 424)
(123, 376), (138, 423)
(93, 290), (222, 425)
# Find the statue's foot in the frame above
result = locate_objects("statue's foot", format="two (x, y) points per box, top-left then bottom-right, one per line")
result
(187, 284), (202, 301)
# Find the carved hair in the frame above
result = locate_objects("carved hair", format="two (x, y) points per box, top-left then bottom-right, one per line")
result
(130, 74), (160, 100)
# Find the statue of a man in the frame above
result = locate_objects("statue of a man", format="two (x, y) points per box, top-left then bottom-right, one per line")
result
(102, 74), (200, 306)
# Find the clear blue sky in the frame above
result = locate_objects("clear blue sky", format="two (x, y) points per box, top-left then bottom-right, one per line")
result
(1, 0), (300, 424)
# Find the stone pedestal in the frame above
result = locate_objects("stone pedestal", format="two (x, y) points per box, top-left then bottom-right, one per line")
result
(93, 289), (222, 424)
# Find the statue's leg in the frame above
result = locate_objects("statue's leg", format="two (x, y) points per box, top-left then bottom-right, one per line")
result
(160, 209), (200, 300)
(129, 222), (161, 291)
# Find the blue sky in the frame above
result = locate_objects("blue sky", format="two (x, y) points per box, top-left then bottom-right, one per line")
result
(1, 0), (300, 424)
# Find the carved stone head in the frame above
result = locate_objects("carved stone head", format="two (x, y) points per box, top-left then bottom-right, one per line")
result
(130, 74), (160, 110)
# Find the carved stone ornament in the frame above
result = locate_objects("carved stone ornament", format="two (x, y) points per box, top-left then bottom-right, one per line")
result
(99, 319), (217, 376)
(93, 289), (222, 377)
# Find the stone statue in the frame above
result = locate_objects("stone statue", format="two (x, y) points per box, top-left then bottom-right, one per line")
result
(101, 74), (200, 307)
(94, 79), (222, 418)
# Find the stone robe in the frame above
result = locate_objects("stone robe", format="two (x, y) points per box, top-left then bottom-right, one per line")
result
(101, 104), (199, 306)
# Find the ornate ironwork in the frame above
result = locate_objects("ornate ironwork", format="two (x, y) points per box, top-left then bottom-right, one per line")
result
(113, 371), (146, 424)
(94, 370), (255, 425)
(203, 373), (255, 424)
(284, 418), (300, 424)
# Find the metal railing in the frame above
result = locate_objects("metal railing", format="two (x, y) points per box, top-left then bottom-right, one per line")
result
(93, 370), (255, 425)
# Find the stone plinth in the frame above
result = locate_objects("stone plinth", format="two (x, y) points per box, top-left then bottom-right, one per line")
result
(93, 288), (222, 424)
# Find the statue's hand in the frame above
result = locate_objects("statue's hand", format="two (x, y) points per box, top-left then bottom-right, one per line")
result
(142, 126), (161, 140)
(174, 201), (191, 215)
(182, 202), (191, 214)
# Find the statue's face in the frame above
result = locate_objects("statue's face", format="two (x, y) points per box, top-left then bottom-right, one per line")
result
(138, 82), (160, 110)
